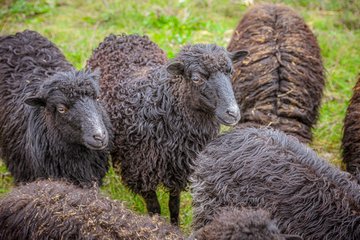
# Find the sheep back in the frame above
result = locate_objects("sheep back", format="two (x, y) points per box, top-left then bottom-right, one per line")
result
(227, 4), (325, 143)
(191, 127), (360, 239)
(87, 34), (168, 133)
(0, 180), (184, 240)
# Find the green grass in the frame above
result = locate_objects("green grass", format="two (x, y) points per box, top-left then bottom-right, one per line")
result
(1, 0), (360, 234)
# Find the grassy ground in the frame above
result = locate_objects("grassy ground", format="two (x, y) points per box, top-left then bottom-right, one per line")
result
(0, 0), (360, 234)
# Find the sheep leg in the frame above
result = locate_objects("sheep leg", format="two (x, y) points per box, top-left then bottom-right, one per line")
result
(141, 190), (161, 216)
(169, 190), (180, 225)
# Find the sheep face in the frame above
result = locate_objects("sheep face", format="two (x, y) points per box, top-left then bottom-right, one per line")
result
(167, 44), (247, 126)
(24, 70), (109, 150)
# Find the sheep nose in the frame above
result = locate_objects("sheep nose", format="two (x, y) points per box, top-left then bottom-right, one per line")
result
(226, 104), (241, 121)
(227, 109), (238, 118)
(93, 131), (106, 143)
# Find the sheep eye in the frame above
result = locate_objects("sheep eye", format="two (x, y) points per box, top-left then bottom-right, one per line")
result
(192, 77), (200, 83)
(192, 76), (204, 84)
(57, 105), (68, 114)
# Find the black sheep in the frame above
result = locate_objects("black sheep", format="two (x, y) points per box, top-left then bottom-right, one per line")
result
(0, 180), (184, 240)
(228, 4), (325, 143)
(191, 127), (360, 239)
(87, 34), (247, 225)
(0, 30), (112, 187)
(191, 207), (302, 240)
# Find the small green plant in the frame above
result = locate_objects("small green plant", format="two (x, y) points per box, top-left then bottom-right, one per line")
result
(6, 0), (53, 17)
(0, 161), (12, 195)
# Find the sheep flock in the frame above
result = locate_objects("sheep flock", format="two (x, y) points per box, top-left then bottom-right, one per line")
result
(0, 2), (359, 240)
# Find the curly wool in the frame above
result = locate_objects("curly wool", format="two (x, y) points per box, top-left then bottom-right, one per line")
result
(342, 76), (360, 180)
(0, 30), (112, 186)
(87, 35), (222, 194)
(227, 4), (325, 143)
(191, 127), (360, 240)
(0, 180), (184, 240)
(192, 207), (301, 240)
(86, 34), (168, 118)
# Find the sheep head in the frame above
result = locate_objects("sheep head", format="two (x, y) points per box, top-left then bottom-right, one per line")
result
(167, 44), (247, 126)
(191, 207), (303, 240)
(24, 69), (110, 150)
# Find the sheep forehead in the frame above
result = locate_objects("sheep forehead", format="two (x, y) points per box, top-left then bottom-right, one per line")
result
(44, 70), (99, 99)
(200, 53), (230, 73)
(178, 44), (231, 69)
(180, 44), (231, 73)
(56, 80), (98, 99)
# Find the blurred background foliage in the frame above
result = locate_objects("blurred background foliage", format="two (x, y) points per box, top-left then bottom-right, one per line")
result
(1, 0), (360, 233)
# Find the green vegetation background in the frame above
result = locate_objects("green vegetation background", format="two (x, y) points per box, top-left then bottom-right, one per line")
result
(1, 0), (360, 233)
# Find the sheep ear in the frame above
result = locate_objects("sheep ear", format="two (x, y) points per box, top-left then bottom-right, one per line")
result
(283, 234), (303, 240)
(229, 50), (249, 63)
(167, 61), (184, 75)
(24, 97), (46, 107)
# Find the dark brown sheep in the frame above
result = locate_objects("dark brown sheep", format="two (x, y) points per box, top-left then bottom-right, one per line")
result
(0, 180), (184, 240)
(227, 4), (325, 143)
(191, 127), (360, 239)
(0, 30), (112, 187)
(342, 75), (360, 180)
(87, 34), (247, 225)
